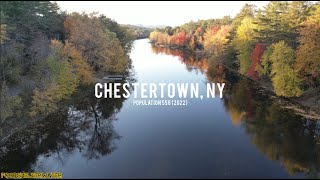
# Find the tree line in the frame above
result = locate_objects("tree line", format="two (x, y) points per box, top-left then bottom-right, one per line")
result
(0, 1), (137, 121)
(150, 45), (320, 177)
(149, 1), (320, 98)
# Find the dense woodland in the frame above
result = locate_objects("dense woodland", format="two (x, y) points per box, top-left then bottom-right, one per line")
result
(0, 1), (320, 176)
(0, 1), (149, 122)
(0, 1), (319, 124)
(150, 1), (320, 98)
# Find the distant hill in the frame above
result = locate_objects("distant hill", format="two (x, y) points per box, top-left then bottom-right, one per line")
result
(132, 24), (166, 29)
(121, 24), (154, 39)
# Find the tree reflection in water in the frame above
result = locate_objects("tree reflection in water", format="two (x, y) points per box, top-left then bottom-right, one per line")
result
(1, 45), (320, 177)
(0, 84), (127, 172)
(217, 69), (320, 178)
(152, 45), (320, 178)
(151, 45), (208, 74)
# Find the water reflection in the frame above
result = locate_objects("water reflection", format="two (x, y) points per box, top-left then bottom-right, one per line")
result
(0, 85), (127, 171)
(1, 41), (320, 178)
(221, 71), (320, 177)
(151, 45), (208, 74)
(152, 45), (320, 178)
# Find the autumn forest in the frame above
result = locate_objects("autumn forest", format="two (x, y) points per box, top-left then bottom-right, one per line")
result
(150, 1), (320, 98)
(1, 1), (320, 178)
(0, 1), (152, 121)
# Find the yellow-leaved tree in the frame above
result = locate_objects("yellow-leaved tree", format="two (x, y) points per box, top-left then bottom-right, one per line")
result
(270, 41), (302, 97)
(203, 25), (231, 58)
(30, 40), (86, 117)
(233, 17), (257, 75)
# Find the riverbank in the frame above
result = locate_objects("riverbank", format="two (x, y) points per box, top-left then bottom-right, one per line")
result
(150, 41), (206, 57)
(1, 39), (319, 178)
(150, 41), (320, 120)
(223, 65), (320, 120)
(150, 41), (191, 51)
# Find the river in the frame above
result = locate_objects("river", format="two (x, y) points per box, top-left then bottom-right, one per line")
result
(1, 39), (319, 178)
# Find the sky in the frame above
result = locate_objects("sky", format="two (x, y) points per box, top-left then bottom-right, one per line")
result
(56, 1), (269, 27)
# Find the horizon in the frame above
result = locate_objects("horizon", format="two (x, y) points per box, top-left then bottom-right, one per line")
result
(56, 1), (269, 27)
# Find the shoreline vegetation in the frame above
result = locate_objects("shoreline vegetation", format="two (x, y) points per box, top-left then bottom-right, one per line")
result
(0, 2), (150, 140)
(148, 1), (320, 118)
(150, 41), (320, 120)
(0, 1), (319, 143)
(150, 42), (320, 120)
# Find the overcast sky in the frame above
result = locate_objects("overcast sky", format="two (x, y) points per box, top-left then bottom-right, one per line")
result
(56, 1), (269, 27)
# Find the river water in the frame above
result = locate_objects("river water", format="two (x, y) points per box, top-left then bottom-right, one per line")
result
(1, 39), (319, 178)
